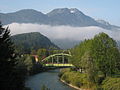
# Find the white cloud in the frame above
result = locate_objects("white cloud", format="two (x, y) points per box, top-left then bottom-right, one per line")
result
(4, 23), (120, 41)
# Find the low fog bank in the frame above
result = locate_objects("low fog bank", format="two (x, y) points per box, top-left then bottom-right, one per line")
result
(5, 23), (120, 49)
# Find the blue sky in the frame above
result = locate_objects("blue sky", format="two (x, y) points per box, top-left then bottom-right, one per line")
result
(0, 0), (120, 26)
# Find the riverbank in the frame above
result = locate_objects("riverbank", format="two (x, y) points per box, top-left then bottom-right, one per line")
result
(59, 68), (120, 90)
(60, 79), (86, 90)
(59, 68), (94, 90)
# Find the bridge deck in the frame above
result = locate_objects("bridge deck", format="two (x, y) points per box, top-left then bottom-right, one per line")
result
(44, 64), (73, 67)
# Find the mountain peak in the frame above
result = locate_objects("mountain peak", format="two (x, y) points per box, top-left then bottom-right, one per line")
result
(47, 8), (70, 15)
(13, 9), (43, 14)
(69, 8), (85, 16)
(47, 8), (85, 17)
(69, 8), (80, 13)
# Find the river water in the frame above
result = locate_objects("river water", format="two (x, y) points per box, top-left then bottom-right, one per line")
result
(25, 69), (75, 90)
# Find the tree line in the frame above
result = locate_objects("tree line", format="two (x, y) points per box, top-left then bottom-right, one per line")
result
(70, 32), (120, 89)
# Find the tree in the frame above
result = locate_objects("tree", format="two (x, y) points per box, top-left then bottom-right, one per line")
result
(0, 22), (16, 88)
(81, 51), (96, 83)
(71, 32), (120, 84)
(37, 48), (48, 61)
(23, 55), (35, 74)
(0, 22), (27, 89)
(91, 33), (120, 76)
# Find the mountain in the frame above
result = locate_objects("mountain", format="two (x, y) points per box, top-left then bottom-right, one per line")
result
(52, 39), (81, 49)
(96, 19), (120, 30)
(12, 32), (59, 53)
(1, 8), (120, 49)
(0, 8), (120, 30)
(0, 9), (49, 25)
(117, 41), (120, 48)
(47, 8), (99, 27)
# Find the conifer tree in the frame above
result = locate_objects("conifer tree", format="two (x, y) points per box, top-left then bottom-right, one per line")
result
(0, 22), (28, 90)
(0, 22), (16, 89)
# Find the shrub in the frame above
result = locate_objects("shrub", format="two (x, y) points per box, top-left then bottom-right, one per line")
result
(102, 77), (120, 90)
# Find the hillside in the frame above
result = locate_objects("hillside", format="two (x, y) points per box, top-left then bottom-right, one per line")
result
(12, 32), (59, 53)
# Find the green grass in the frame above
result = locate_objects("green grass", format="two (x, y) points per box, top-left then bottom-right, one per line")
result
(59, 68), (120, 90)
(59, 68), (97, 89)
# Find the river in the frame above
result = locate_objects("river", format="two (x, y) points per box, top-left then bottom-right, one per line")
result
(25, 69), (75, 90)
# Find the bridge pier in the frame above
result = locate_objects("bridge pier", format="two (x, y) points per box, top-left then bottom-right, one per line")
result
(62, 55), (64, 64)
(52, 57), (54, 64)
(57, 56), (59, 64)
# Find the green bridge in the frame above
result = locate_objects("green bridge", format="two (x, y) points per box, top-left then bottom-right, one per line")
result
(42, 53), (73, 67)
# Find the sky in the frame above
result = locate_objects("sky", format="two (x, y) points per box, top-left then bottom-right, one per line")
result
(0, 0), (120, 26)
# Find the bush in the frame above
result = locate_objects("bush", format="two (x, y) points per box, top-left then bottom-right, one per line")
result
(58, 68), (71, 77)
(102, 77), (120, 90)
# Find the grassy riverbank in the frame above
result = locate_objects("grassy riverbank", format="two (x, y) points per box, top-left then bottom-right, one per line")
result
(60, 79), (84, 90)
(59, 68), (96, 90)
(59, 68), (120, 90)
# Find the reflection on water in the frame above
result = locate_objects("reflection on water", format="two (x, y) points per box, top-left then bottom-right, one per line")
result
(25, 69), (74, 90)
